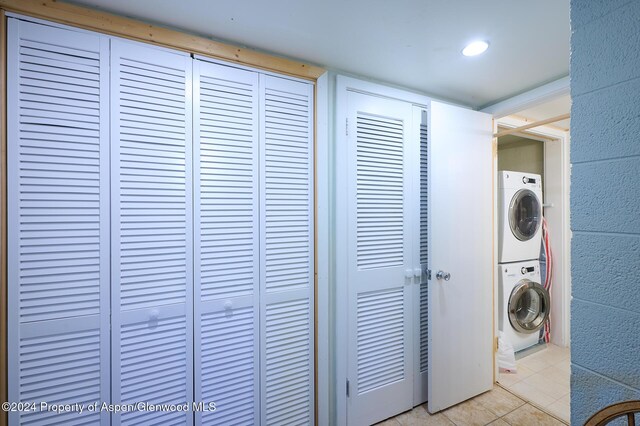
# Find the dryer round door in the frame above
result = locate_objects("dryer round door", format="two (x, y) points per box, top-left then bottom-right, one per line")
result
(508, 189), (541, 241)
(508, 279), (550, 334)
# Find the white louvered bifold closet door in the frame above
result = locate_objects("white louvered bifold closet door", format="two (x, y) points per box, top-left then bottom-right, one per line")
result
(193, 60), (260, 425)
(7, 18), (110, 425)
(346, 91), (415, 426)
(110, 39), (193, 426)
(259, 75), (314, 426)
(193, 62), (314, 425)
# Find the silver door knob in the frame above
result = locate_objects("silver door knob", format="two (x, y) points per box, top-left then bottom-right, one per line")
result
(436, 270), (451, 281)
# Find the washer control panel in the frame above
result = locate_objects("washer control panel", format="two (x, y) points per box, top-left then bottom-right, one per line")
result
(499, 170), (542, 190)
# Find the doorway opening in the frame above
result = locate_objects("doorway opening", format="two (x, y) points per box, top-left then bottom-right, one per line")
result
(494, 112), (571, 423)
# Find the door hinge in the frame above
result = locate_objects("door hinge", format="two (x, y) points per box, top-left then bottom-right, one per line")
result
(346, 118), (349, 136)
(495, 336), (499, 352)
(346, 379), (350, 397)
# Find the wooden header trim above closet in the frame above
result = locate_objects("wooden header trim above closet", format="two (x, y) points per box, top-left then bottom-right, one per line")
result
(0, 0), (325, 80)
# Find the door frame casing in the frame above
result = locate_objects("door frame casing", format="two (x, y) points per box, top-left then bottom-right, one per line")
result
(334, 75), (431, 425)
(315, 71), (330, 426)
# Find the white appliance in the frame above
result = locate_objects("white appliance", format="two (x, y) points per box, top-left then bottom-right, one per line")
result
(498, 260), (550, 352)
(498, 170), (543, 263)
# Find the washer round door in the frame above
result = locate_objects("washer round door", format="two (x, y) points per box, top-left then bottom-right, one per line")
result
(508, 189), (541, 241)
(508, 279), (550, 334)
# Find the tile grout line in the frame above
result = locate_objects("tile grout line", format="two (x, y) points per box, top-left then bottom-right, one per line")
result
(441, 409), (457, 426)
(497, 384), (569, 425)
(505, 375), (570, 410)
(441, 387), (525, 426)
(492, 384), (528, 423)
(441, 404), (476, 426)
(484, 393), (526, 421)
(387, 364), (569, 426)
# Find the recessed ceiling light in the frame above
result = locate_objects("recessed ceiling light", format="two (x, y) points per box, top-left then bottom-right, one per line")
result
(462, 41), (489, 57)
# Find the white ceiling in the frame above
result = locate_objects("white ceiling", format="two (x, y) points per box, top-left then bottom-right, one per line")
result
(68, 0), (570, 108)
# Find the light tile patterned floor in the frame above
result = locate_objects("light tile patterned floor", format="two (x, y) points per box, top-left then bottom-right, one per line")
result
(376, 344), (570, 426)
(377, 386), (566, 426)
(498, 344), (570, 423)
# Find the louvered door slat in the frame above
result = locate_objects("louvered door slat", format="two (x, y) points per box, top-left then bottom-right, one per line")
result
(260, 75), (314, 426)
(7, 18), (110, 425)
(194, 60), (260, 426)
(111, 39), (193, 426)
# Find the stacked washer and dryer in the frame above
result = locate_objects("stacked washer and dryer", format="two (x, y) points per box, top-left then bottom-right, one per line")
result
(498, 171), (550, 352)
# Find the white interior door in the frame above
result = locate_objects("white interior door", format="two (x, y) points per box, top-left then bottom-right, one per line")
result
(259, 74), (315, 426)
(428, 102), (493, 413)
(7, 18), (110, 425)
(346, 91), (416, 425)
(110, 38), (193, 425)
(193, 59), (260, 425)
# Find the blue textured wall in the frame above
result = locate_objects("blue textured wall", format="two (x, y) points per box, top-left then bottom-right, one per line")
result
(570, 1), (640, 424)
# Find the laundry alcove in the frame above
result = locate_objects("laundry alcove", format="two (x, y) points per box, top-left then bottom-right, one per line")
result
(6, 15), (314, 425)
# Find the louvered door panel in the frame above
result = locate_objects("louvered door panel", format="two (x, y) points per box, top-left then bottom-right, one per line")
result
(356, 115), (404, 270)
(413, 107), (430, 404)
(193, 60), (259, 426)
(419, 283), (428, 372)
(119, 307), (188, 425)
(260, 75), (314, 426)
(346, 92), (414, 426)
(18, 321), (104, 425)
(264, 298), (311, 425)
(419, 114), (429, 374)
(111, 39), (193, 426)
(200, 307), (255, 425)
(357, 288), (405, 393)
(7, 18), (110, 425)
